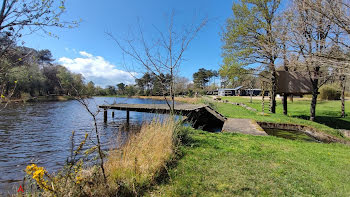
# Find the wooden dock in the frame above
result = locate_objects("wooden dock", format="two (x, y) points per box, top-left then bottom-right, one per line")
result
(99, 103), (226, 131)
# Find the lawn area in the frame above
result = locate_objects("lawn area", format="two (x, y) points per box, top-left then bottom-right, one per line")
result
(150, 129), (350, 196)
(213, 96), (350, 138)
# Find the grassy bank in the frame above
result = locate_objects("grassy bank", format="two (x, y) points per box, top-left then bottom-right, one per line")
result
(21, 118), (182, 196)
(210, 97), (350, 139)
(150, 129), (350, 196)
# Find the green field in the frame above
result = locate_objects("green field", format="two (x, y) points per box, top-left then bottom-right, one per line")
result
(222, 96), (350, 129)
(208, 97), (350, 138)
(150, 129), (350, 196)
(147, 97), (350, 196)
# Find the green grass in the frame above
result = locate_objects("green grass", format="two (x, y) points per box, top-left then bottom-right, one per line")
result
(214, 97), (350, 138)
(222, 96), (350, 128)
(150, 129), (350, 196)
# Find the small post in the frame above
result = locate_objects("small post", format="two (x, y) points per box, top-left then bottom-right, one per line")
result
(126, 110), (130, 126)
(283, 93), (288, 115)
(112, 111), (115, 118)
(104, 109), (107, 123)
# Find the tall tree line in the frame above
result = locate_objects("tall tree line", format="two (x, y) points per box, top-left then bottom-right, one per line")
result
(0, 39), (98, 99)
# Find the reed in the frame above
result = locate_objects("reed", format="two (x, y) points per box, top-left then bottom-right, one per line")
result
(105, 118), (178, 195)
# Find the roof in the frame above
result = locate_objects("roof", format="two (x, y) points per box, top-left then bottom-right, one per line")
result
(218, 86), (243, 91)
(233, 86), (243, 90)
(276, 71), (313, 94)
(218, 89), (236, 91)
(245, 89), (261, 91)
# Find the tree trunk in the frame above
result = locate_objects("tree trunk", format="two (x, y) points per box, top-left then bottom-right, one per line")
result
(310, 80), (319, 121)
(283, 54), (288, 115)
(310, 67), (320, 121)
(270, 69), (277, 113)
(170, 68), (175, 115)
(262, 84), (265, 113)
(310, 88), (318, 121)
(250, 88), (253, 103)
(341, 75), (346, 118)
(283, 93), (288, 115)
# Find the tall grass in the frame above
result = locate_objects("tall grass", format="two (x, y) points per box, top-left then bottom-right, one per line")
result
(105, 118), (178, 195)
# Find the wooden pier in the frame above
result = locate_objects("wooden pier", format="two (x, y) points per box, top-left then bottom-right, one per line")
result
(99, 103), (226, 131)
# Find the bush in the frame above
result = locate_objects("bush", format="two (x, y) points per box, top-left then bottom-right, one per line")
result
(319, 84), (341, 100)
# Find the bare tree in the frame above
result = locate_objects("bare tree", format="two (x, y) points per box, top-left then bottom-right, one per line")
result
(71, 86), (107, 183)
(0, 0), (78, 39)
(108, 11), (207, 114)
(287, 0), (336, 121)
(174, 76), (190, 96)
(303, 0), (350, 35)
(304, 0), (350, 117)
(275, 12), (294, 115)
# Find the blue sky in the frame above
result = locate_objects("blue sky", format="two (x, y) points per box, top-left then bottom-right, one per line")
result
(22, 0), (235, 87)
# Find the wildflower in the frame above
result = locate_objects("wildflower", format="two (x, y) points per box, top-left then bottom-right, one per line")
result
(25, 164), (50, 191)
(76, 176), (83, 184)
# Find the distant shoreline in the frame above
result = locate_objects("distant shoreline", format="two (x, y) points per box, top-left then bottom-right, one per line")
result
(1, 95), (76, 103)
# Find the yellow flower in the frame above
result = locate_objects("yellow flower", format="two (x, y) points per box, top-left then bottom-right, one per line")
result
(33, 168), (44, 180)
(25, 164), (50, 191)
(26, 164), (37, 174)
(76, 176), (83, 184)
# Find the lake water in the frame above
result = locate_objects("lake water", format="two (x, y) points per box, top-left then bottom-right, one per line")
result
(0, 97), (168, 195)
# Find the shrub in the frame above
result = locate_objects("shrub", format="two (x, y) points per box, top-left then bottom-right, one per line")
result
(319, 84), (341, 100)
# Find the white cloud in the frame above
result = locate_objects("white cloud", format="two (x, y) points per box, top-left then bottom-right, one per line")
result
(59, 51), (135, 87)
(79, 51), (93, 58)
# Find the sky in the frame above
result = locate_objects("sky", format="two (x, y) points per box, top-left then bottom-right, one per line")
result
(22, 0), (235, 87)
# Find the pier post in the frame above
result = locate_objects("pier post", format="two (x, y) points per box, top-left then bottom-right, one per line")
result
(112, 111), (115, 118)
(126, 110), (130, 126)
(104, 109), (107, 123)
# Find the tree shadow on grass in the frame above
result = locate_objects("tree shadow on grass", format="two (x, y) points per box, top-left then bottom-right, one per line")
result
(296, 115), (350, 130)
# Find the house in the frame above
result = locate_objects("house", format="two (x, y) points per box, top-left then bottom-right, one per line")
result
(206, 90), (219, 95)
(218, 86), (266, 96)
(218, 86), (243, 96)
(240, 89), (262, 96)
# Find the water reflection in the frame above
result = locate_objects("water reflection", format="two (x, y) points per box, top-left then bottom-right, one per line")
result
(0, 97), (167, 195)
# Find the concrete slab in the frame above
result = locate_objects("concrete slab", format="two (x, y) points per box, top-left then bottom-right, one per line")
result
(222, 118), (267, 136)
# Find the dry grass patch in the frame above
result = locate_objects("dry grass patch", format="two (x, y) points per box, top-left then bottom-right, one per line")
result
(133, 96), (201, 104)
(106, 118), (178, 195)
